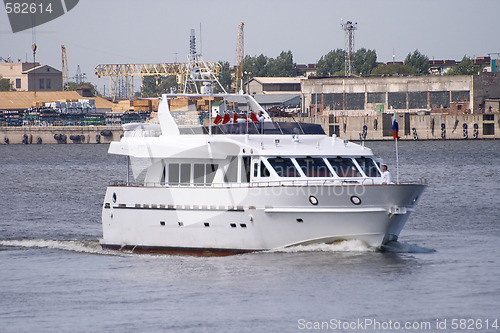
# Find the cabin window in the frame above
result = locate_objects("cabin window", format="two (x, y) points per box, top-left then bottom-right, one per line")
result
(268, 158), (300, 177)
(224, 156), (238, 183)
(194, 164), (205, 185)
(241, 157), (251, 183)
(355, 157), (381, 177)
(168, 163), (180, 185)
(161, 164), (166, 185)
(180, 164), (191, 185)
(327, 157), (361, 177)
(253, 163), (258, 177)
(295, 158), (332, 177)
(206, 164), (218, 184)
(260, 161), (270, 177)
(193, 163), (218, 185)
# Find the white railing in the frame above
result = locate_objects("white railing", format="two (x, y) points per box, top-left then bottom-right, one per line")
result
(109, 177), (427, 188)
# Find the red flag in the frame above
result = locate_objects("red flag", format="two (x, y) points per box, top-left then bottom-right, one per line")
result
(214, 113), (222, 124)
(222, 113), (230, 124)
(233, 113), (238, 123)
(250, 112), (258, 122)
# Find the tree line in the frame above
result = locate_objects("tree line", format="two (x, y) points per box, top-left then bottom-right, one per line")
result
(0, 49), (483, 96)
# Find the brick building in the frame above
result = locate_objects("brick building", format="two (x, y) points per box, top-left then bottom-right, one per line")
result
(0, 62), (62, 91)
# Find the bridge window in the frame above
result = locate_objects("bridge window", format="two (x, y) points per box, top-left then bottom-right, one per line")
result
(180, 164), (191, 185)
(193, 163), (219, 185)
(295, 158), (332, 177)
(224, 156), (238, 183)
(206, 164), (218, 184)
(168, 163), (180, 185)
(241, 156), (251, 183)
(268, 158), (300, 177)
(355, 157), (381, 177)
(260, 161), (270, 177)
(327, 157), (361, 177)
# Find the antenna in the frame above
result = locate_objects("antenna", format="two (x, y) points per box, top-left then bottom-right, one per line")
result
(183, 28), (227, 94)
(341, 20), (357, 76)
(199, 22), (202, 56)
(189, 29), (196, 56)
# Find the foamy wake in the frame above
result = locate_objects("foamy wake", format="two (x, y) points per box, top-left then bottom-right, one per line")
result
(0, 239), (112, 255)
(272, 239), (376, 253)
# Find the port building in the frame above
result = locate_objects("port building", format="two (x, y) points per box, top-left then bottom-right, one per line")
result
(301, 73), (500, 116)
(0, 62), (63, 91)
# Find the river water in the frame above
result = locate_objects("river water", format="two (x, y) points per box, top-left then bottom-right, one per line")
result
(1, 141), (499, 332)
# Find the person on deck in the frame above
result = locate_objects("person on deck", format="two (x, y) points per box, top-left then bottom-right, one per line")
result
(381, 164), (392, 184)
(258, 110), (265, 122)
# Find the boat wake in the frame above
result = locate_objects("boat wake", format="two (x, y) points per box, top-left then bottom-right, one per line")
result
(0, 239), (117, 255)
(272, 239), (376, 253)
(380, 241), (436, 253)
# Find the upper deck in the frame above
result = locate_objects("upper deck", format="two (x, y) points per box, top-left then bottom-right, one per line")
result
(179, 121), (325, 136)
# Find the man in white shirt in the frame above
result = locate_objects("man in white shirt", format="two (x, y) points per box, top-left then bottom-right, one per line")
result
(258, 110), (265, 122)
(381, 164), (392, 184)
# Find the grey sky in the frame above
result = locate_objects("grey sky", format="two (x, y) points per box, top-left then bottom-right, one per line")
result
(1, 0), (498, 91)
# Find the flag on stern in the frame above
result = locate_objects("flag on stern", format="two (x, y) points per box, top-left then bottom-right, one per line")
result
(222, 113), (230, 124)
(214, 113), (222, 124)
(392, 113), (400, 140)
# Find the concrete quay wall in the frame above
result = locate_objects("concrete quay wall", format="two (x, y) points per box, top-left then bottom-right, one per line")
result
(275, 113), (499, 140)
(0, 126), (123, 144)
(335, 113), (499, 141)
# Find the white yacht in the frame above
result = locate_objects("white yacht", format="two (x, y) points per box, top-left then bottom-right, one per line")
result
(100, 92), (426, 255)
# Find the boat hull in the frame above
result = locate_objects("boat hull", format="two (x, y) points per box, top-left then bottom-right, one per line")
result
(100, 183), (426, 255)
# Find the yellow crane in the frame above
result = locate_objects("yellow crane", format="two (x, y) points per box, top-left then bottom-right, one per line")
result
(61, 45), (69, 90)
(235, 22), (244, 93)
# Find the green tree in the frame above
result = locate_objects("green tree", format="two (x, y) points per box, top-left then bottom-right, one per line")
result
(266, 51), (296, 77)
(242, 54), (269, 78)
(446, 56), (482, 75)
(159, 75), (178, 93)
(404, 50), (430, 74)
(372, 63), (418, 75)
(216, 61), (232, 93)
(352, 48), (377, 75)
(0, 75), (11, 91)
(66, 81), (98, 95)
(316, 49), (345, 76)
(141, 76), (177, 97)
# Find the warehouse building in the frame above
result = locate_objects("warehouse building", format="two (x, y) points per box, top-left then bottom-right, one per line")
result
(302, 72), (500, 117)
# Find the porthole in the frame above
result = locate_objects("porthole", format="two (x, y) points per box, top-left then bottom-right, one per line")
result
(112, 193), (117, 203)
(309, 195), (318, 205)
(350, 196), (362, 205)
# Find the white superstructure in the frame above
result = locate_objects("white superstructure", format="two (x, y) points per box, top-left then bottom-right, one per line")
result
(101, 93), (426, 255)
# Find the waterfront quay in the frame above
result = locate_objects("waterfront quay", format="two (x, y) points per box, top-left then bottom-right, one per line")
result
(1, 125), (122, 144)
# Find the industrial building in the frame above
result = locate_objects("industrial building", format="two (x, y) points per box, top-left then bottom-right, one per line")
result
(246, 77), (301, 95)
(302, 72), (500, 116)
(0, 62), (63, 91)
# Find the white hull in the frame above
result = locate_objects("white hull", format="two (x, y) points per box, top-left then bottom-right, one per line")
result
(101, 183), (426, 255)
